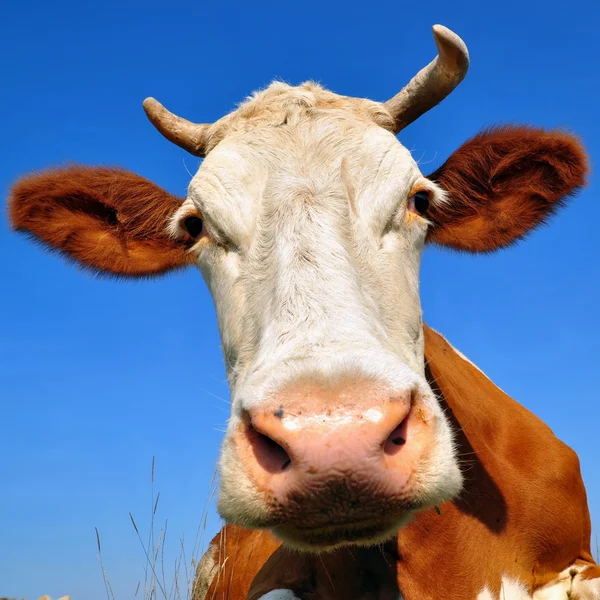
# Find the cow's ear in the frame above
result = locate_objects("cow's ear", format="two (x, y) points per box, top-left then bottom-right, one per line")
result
(9, 165), (196, 277)
(425, 126), (588, 252)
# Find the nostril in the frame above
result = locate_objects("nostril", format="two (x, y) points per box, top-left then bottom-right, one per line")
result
(384, 412), (410, 456)
(391, 433), (406, 446)
(245, 422), (292, 474)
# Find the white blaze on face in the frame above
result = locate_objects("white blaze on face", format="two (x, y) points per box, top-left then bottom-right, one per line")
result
(172, 99), (460, 533)
(185, 118), (442, 389)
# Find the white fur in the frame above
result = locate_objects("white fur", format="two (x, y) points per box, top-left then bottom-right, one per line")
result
(477, 566), (600, 600)
(534, 564), (600, 600)
(478, 578), (531, 600)
(177, 82), (462, 536)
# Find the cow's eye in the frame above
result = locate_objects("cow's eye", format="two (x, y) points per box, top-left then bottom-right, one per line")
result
(408, 191), (430, 216)
(183, 216), (204, 238)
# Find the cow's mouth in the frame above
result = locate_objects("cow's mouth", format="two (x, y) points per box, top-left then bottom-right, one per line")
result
(271, 514), (412, 551)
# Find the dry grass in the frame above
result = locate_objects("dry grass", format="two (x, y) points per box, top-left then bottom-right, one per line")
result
(11, 455), (597, 599)
(95, 457), (218, 600)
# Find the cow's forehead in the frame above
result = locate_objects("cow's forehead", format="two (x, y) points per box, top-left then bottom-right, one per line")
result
(183, 83), (422, 240)
(200, 116), (414, 176)
(187, 116), (421, 236)
(204, 81), (396, 150)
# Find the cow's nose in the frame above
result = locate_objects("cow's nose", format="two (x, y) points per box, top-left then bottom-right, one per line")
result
(233, 382), (428, 512)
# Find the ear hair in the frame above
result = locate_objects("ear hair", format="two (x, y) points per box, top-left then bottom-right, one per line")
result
(426, 126), (588, 252)
(9, 165), (195, 277)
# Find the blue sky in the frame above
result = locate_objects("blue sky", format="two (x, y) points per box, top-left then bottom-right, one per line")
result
(1, 0), (598, 597)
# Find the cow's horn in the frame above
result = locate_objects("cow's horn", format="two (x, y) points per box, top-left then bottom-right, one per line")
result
(143, 98), (211, 157)
(384, 25), (469, 133)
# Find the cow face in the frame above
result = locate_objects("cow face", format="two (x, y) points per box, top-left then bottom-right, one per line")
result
(9, 26), (587, 551)
(173, 101), (461, 548)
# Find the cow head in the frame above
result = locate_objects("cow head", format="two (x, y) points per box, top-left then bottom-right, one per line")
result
(9, 26), (587, 551)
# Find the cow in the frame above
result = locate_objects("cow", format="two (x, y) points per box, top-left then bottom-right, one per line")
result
(191, 326), (600, 599)
(8, 24), (598, 599)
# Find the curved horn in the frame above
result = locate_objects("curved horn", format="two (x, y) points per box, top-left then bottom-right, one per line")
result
(384, 25), (469, 134)
(143, 98), (211, 157)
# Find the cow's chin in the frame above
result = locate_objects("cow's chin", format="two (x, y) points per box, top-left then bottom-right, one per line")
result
(270, 513), (414, 552)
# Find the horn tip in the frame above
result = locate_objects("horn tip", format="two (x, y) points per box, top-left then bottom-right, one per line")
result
(431, 24), (459, 40)
(432, 24), (451, 35)
(142, 97), (161, 114)
(431, 24), (470, 66)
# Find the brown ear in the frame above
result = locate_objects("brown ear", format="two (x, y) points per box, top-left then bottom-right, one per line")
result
(426, 126), (588, 252)
(9, 165), (195, 277)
